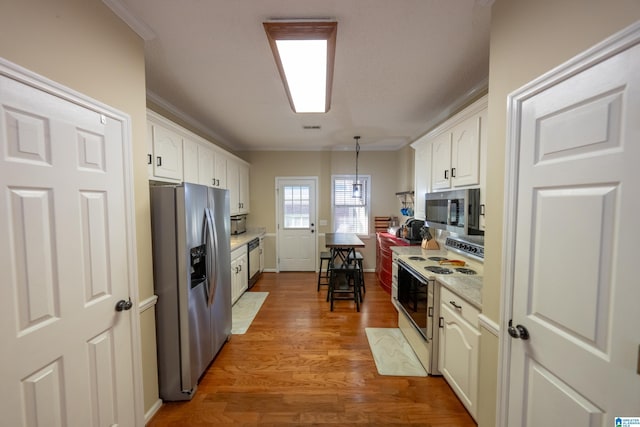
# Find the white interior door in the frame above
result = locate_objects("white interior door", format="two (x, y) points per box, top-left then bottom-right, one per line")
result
(500, 24), (640, 426)
(277, 177), (317, 271)
(0, 64), (140, 425)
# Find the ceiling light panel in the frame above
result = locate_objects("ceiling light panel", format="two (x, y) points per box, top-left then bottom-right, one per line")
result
(264, 20), (337, 114)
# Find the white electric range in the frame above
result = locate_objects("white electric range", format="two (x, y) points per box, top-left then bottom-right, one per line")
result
(393, 236), (483, 375)
(397, 237), (484, 280)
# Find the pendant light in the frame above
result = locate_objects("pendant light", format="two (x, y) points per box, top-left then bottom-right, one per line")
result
(352, 136), (362, 199)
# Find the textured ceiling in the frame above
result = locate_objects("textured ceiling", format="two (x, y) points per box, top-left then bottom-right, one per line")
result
(108, 0), (491, 151)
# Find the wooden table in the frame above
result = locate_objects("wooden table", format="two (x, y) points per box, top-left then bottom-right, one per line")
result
(325, 233), (365, 266)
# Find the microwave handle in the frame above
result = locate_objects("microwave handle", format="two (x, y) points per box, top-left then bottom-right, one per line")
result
(449, 199), (459, 224)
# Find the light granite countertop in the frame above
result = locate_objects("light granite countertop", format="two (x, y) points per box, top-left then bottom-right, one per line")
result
(390, 245), (483, 309)
(230, 227), (266, 251)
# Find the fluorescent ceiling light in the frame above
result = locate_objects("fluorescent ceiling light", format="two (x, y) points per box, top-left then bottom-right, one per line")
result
(264, 20), (337, 113)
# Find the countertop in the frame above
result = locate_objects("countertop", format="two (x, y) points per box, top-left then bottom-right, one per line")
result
(230, 227), (266, 251)
(390, 245), (483, 309)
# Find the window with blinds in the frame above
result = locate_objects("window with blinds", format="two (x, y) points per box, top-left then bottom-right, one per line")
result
(332, 175), (370, 235)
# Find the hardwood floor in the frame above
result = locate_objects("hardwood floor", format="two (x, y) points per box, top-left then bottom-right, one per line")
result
(147, 272), (476, 426)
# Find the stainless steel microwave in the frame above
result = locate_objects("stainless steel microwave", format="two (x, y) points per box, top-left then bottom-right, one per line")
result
(425, 188), (483, 236)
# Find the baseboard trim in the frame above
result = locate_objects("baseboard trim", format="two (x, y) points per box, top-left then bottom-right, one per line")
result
(144, 398), (162, 424)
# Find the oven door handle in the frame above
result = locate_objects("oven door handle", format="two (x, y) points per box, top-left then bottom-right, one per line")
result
(425, 280), (434, 341)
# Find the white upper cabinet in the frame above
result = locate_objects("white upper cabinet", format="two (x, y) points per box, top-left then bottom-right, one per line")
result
(415, 95), (487, 192)
(450, 114), (481, 187)
(148, 121), (183, 182)
(182, 138), (199, 184)
(430, 99), (485, 190)
(147, 110), (246, 193)
(430, 132), (453, 190)
(227, 158), (250, 215)
(214, 153), (227, 189)
(184, 137), (227, 188)
(197, 143), (215, 186)
(411, 137), (432, 220)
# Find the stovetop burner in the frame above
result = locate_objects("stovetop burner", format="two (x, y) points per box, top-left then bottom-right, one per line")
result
(424, 266), (453, 275)
(408, 256), (426, 261)
(455, 267), (477, 275)
(428, 256), (448, 262)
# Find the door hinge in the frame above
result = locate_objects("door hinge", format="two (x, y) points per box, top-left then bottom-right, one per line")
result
(637, 344), (640, 375)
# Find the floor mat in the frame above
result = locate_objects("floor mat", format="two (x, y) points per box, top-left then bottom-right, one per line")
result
(365, 328), (428, 377)
(231, 292), (269, 334)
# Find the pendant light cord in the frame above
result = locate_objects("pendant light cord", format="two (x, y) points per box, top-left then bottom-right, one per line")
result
(354, 136), (360, 184)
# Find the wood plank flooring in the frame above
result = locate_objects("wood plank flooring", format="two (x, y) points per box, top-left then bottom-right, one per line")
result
(147, 272), (476, 426)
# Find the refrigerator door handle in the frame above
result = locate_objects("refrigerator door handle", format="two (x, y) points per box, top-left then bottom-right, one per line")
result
(204, 207), (218, 306)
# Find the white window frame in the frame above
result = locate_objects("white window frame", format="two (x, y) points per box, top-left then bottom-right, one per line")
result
(331, 174), (371, 237)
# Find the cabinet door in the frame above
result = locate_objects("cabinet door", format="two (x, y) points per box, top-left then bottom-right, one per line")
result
(259, 237), (264, 273)
(431, 132), (452, 190)
(214, 152), (227, 189)
(198, 144), (215, 187)
(478, 109), (488, 231)
(151, 124), (183, 181)
(238, 163), (250, 214)
(230, 257), (238, 304)
(439, 303), (480, 419)
(413, 139), (431, 219)
(227, 160), (240, 215)
(451, 115), (480, 187)
(146, 121), (154, 177)
(182, 138), (199, 184)
(239, 254), (248, 294)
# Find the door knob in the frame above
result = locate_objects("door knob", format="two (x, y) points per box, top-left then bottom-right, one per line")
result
(115, 298), (133, 312)
(508, 319), (529, 340)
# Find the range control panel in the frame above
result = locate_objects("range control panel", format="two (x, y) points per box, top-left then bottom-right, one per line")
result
(445, 237), (484, 260)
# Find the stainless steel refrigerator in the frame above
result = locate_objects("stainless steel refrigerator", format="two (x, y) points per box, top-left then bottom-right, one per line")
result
(150, 183), (231, 401)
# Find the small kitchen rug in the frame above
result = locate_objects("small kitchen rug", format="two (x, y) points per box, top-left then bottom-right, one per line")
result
(231, 292), (269, 334)
(365, 328), (427, 377)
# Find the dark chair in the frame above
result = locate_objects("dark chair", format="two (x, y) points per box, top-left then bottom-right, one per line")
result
(347, 251), (366, 297)
(328, 262), (361, 312)
(317, 251), (331, 291)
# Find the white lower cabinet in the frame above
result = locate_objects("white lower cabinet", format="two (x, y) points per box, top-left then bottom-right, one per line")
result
(231, 246), (248, 305)
(438, 285), (480, 420)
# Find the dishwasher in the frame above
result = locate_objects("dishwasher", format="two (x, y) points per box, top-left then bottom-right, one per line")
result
(248, 237), (261, 288)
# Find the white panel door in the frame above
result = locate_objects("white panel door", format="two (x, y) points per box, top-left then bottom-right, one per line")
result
(502, 24), (640, 426)
(277, 178), (317, 271)
(0, 68), (138, 426)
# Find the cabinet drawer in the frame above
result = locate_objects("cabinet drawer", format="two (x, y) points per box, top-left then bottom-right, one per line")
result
(440, 286), (480, 328)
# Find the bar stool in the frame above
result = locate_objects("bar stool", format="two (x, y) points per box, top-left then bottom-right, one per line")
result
(317, 251), (331, 291)
(328, 262), (361, 312)
(347, 251), (366, 296)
